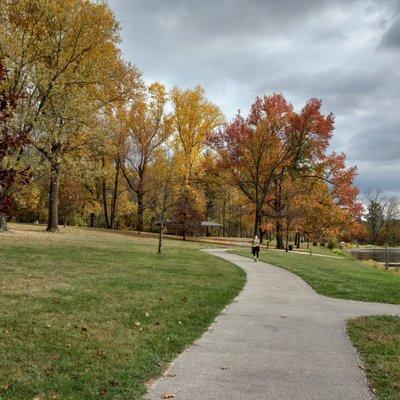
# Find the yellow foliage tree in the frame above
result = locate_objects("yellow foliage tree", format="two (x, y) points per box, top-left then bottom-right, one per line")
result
(120, 82), (173, 231)
(0, 0), (124, 232)
(171, 86), (224, 186)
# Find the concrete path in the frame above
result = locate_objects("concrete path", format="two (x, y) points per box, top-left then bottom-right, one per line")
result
(147, 249), (400, 400)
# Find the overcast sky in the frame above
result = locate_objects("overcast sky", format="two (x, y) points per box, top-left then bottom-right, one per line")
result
(108, 0), (400, 199)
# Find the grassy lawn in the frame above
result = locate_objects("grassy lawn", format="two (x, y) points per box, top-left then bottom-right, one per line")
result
(347, 316), (400, 400)
(232, 248), (400, 303)
(0, 224), (245, 400)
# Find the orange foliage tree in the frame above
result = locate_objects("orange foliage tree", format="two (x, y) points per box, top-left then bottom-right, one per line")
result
(213, 94), (362, 244)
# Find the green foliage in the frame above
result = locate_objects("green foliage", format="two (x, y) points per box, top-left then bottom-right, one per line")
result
(328, 238), (338, 249)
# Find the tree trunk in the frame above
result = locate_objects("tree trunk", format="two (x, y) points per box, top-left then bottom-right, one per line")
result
(295, 232), (301, 248)
(253, 209), (261, 238)
(137, 189), (144, 233)
(0, 213), (8, 232)
(239, 206), (243, 238)
(385, 240), (389, 270)
(259, 222), (264, 243)
(222, 197), (227, 237)
(89, 213), (95, 227)
(46, 162), (60, 233)
(276, 221), (284, 249)
(158, 222), (163, 254)
(102, 177), (110, 229)
(109, 158), (120, 229)
(285, 220), (290, 252)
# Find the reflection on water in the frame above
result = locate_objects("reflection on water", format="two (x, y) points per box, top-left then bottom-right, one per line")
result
(350, 248), (400, 264)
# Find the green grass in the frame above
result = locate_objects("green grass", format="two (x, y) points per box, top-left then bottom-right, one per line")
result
(0, 224), (245, 400)
(232, 248), (400, 304)
(347, 316), (400, 400)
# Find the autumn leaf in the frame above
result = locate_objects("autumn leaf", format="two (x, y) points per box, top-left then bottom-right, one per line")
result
(161, 393), (175, 399)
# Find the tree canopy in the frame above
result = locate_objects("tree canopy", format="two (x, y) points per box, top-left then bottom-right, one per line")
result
(0, 0), (369, 247)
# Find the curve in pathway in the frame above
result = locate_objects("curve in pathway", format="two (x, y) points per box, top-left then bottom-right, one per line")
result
(147, 249), (400, 400)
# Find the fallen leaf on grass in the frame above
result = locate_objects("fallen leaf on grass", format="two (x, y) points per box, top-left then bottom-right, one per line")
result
(73, 324), (88, 333)
(97, 350), (106, 358)
(161, 393), (175, 399)
(134, 321), (143, 331)
(72, 373), (79, 381)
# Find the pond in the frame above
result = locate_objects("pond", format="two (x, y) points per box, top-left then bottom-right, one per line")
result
(350, 248), (400, 264)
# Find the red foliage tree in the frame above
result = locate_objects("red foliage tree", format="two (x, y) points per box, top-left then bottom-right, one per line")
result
(212, 94), (293, 237)
(213, 93), (362, 243)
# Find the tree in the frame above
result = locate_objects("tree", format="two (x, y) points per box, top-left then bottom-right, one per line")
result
(152, 154), (175, 253)
(89, 64), (143, 230)
(121, 83), (172, 232)
(0, 60), (29, 231)
(0, 0), (123, 232)
(171, 86), (224, 186)
(365, 189), (386, 244)
(172, 185), (205, 240)
(365, 190), (400, 249)
(214, 94), (362, 244)
(213, 94), (293, 237)
(382, 197), (400, 265)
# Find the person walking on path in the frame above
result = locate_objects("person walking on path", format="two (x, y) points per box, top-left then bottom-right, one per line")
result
(251, 235), (260, 261)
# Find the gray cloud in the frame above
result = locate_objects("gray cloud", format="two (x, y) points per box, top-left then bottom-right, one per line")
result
(350, 126), (400, 164)
(381, 15), (400, 49)
(355, 163), (400, 196)
(109, 0), (400, 197)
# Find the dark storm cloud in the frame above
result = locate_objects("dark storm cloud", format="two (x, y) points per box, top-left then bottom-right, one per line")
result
(108, 0), (400, 197)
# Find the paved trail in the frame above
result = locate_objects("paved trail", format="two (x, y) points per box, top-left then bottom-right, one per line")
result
(147, 249), (400, 400)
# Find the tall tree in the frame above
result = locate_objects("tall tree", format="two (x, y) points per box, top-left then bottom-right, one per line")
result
(0, 60), (29, 231)
(213, 94), (360, 242)
(172, 185), (205, 240)
(213, 94), (293, 237)
(0, 0), (123, 232)
(171, 86), (224, 186)
(365, 189), (386, 244)
(121, 82), (172, 232)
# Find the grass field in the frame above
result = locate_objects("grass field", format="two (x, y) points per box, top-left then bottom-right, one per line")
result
(348, 316), (400, 400)
(0, 224), (245, 400)
(233, 248), (400, 304)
